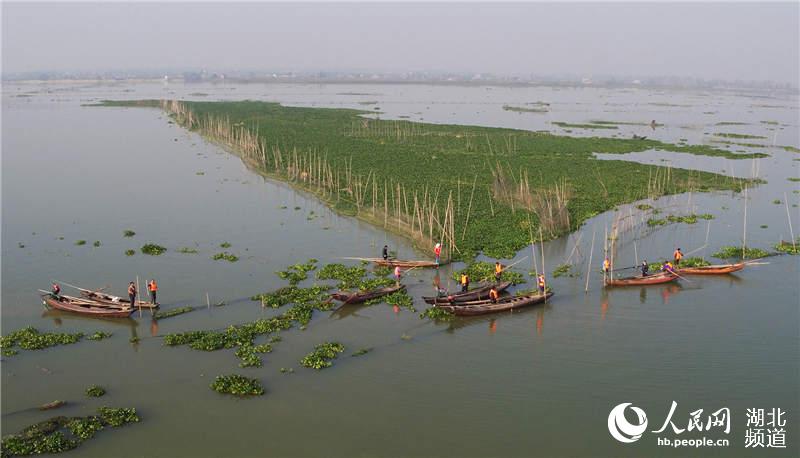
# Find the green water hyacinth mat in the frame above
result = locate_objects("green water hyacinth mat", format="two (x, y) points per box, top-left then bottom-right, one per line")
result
(1, 407), (139, 457)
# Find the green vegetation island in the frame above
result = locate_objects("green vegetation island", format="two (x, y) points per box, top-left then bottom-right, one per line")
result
(98, 100), (760, 259)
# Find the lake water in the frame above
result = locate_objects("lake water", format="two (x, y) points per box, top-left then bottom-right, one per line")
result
(2, 81), (798, 457)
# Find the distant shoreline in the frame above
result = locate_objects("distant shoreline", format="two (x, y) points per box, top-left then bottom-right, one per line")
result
(4, 77), (798, 95)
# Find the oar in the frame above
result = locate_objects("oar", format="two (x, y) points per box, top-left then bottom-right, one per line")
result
(54, 280), (115, 299)
(502, 256), (528, 271)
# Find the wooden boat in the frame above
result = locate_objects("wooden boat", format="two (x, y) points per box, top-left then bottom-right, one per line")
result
(437, 292), (553, 316)
(368, 258), (441, 268)
(42, 294), (134, 318)
(78, 289), (159, 309)
(605, 271), (677, 287)
(678, 262), (745, 275)
(330, 284), (406, 304)
(422, 281), (512, 304)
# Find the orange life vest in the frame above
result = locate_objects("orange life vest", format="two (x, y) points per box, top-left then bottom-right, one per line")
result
(149, 281), (158, 292)
(603, 259), (611, 270)
(495, 264), (503, 274)
(461, 274), (468, 285)
(434, 246), (441, 256)
(674, 250), (683, 260)
(489, 289), (499, 300)
(538, 276), (546, 288)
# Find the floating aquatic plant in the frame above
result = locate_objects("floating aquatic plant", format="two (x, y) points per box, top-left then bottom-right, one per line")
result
(141, 243), (166, 255)
(420, 307), (454, 321)
(276, 259), (318, 285)
(301, 342), (344, 370)
(75, 240), (86, 246)
(0, 327), (84, 354)
(0, 407), (139, 456)
(210, 374), (264, 396)
(712, 246), (769, 260)
(177, 247), (199, 254)
(153, 306), (194, 320)
(86, 385), (106, 397)
(349, 347), (372, 358)
(92, 241), (101, 247)
(219, 242), (231, 248)
(552, 264), (574, 278)
(86, 331), (112, 341)
(211, 252), (239, 262)
(124, 249), (135, 256)
(775, 239), (799, 255)
(123, 230), (136, 237)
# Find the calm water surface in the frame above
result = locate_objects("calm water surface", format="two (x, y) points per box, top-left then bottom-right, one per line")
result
(2, 82), (798, 457)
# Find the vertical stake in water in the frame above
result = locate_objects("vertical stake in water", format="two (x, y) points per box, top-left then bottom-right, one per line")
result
(136, 275), (142, 318)
(785, 192), (796, 252)
(207, 292), (210, 309)
(585, 230), (596, 293)
(742, 186), (748, 259)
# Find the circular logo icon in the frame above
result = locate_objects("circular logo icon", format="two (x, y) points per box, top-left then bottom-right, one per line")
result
(608, 403), (649, 443)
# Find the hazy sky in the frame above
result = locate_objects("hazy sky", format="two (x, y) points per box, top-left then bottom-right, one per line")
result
(2, 2), (798, 84)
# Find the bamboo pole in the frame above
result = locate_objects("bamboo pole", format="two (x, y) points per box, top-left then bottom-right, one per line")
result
(461, 175), (478, 240)
(136, 276), (142, 318)
(742, 186), (748, 259)
(585, 230), (596, 293)
(785, 192), (796, 251)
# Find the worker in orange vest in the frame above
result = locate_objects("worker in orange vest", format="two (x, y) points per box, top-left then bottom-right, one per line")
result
(537, 274), (546, 294)
(147, 279), (158, 304)
(489, 286), (500, 303)
(673, 248), (683, 266)
(603, 257), (611, 273)
(434, 243), (442, 265)
(460, 273), (470, 293)
(394, 266), (402, 285)
(494, 261), (504, 283)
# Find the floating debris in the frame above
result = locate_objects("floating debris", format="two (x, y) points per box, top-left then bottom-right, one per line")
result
(123, 230), (135, 238)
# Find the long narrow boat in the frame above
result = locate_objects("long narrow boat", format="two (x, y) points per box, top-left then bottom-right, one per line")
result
(422, 281), (512, 304)
(436, 292), (554, 316)
(605, 271), (677, 287)
(367, 258), (441, 268)
(330, 284), (406, 304)
(41, 295), (134, 318)
(78, 289), (159, 309)
(678, 262), (745, 275)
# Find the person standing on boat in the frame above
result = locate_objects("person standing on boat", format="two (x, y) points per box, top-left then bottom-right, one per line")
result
(147, 279), (158, 304)
(128, 282), (137, 306)
(460, 272), (470, 293)
(673, 248), (683, 266)
(489, 285), (500, 303)
(537, 274), (546, 294)
(382, 245), (389, 261)
(434, 243), (442, 265)
(603, 257), (611, 273)
(394, 266), (402, 285)
(51, 283), (61, 300)
(641, 260), (649, 277)
(494, 262), (505, 283)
